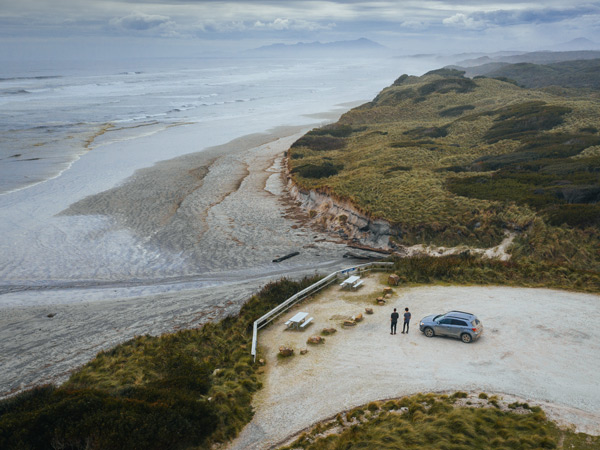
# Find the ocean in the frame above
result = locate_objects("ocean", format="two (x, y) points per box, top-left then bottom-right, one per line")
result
(1, 57), (417, 194)
(0, 56), (438, 301)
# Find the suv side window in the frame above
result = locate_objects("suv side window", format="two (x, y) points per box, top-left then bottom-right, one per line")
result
(439, 318), (453, 325)
(451, 319), (468, 326)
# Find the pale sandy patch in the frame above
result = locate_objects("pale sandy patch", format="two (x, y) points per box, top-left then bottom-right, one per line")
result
(228, 280), (600, 449)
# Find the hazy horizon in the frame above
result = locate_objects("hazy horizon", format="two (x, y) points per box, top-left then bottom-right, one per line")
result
(1, 1), (600, 61)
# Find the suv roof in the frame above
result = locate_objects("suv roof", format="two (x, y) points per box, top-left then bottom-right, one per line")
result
(445, 311), (476, 320)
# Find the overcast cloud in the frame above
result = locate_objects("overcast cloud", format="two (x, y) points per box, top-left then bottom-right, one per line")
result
(1, 0), (599, 60)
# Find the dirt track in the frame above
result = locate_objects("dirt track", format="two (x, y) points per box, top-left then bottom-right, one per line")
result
(228, 277), (600, 449)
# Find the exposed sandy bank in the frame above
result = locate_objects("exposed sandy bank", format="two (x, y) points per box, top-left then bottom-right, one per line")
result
(228, 279), (600, 449)
(287, 178), (515, 260)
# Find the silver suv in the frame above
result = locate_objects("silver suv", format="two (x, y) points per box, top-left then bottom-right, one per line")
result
(419, 311), (483, 343)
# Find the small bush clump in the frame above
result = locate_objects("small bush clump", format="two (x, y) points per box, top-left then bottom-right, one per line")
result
(439, 104), (475, 117)
(483, 101), (571, 143)
(391, 254), (600, 292)
(291, 135), (346, 151)
(292, 162), (343, 179)
(418, 77), (477, 96)
(280, 393), (595, 450)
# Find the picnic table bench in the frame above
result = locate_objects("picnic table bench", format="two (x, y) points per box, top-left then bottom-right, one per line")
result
(352, 280), (364, 290)
(300, 317), (313, 328)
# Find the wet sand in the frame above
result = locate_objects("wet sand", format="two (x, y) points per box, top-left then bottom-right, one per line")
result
(0, 124), (373, 397)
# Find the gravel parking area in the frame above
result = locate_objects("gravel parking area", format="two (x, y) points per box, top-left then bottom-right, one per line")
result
(228, 276), (600, 449)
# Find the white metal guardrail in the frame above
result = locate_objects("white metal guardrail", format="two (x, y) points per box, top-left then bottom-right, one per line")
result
(251, 261), (394, 361)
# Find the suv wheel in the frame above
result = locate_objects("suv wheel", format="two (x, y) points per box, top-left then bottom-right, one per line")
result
(461, 333), (472, 343)
(424, 327), (434, 338)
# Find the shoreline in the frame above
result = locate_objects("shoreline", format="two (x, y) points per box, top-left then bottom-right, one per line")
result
(0, 113), (374, 397)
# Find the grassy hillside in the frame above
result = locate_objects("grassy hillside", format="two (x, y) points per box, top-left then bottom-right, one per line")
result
(287, 69), (600, 271)
(0, 277), (320, 450)
(469, 59), (600, 90)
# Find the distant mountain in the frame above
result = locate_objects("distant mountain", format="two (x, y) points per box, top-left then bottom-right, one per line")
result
(246, 38), (389, 57)
(455, 58), (600, 90)
(553, 38), (600, 51)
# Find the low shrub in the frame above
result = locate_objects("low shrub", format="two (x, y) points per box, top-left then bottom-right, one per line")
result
(292, 162), (343, 179)
(439, 105), (475, 117)
(307, 124), (355, 138)
(418, 77), (477, 96)
(452, 391), (468, 399)
(544, 204), (600, 227)
(403, 126), (449, 139)
(291, 135), (346, 151)
(391, 254), (600, 292)
(281, 393), (593, 450)
(393, 74), (410, 86)
(424, 68), (467, 78)
(483, 101), (571, 144)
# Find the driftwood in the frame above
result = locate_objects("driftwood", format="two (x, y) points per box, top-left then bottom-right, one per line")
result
(272, 251), (300, 263)
(343, 252), (378, 260)
(348, 244), (392, 255)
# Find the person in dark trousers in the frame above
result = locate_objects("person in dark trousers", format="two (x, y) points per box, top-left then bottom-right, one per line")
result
(390, 308), (399, 335)
(402, 307), (411, 333)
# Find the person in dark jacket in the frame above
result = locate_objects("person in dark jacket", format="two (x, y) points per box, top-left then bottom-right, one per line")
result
(390, 308), (399, 335)
(402, 307), (411, 333)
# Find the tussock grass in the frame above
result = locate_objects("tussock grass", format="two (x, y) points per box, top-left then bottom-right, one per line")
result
(0, 277), (321, 450)
(279, 393), (600, 450)
(287, 69), (600, 271)
(391, 253), (600, 292)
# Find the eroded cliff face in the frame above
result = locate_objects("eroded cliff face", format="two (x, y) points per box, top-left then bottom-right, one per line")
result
(284, 165), (515, 260)
(286, 175), (397, 250)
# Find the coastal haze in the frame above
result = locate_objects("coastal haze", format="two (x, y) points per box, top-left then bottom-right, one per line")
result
(1, 0), (600, 443)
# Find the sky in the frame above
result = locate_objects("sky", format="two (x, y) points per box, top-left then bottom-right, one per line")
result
(1, 1), (600, 60)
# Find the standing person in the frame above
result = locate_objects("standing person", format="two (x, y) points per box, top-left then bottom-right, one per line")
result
(402, 307), (411, 334)
(390, 308), (399, 335)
